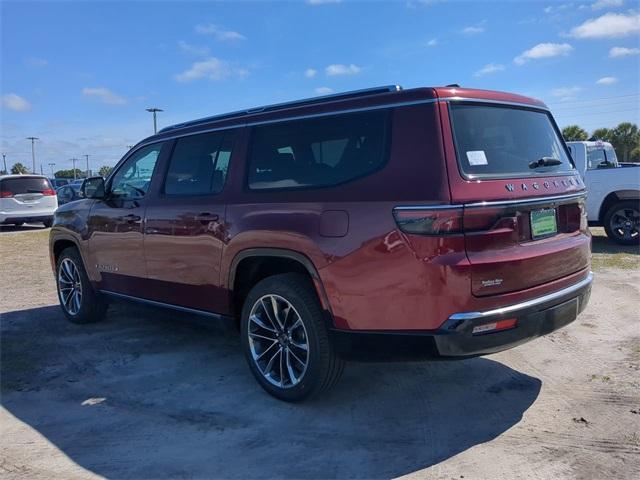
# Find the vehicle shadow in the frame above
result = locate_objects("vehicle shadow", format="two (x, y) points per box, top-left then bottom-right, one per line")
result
(591, 232), (639, 255)
(0, 224), (48, 233)
(1, 302), (541, 479)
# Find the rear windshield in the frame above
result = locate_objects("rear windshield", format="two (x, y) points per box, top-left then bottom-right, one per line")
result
(0, 177), (52, 194)
(450, 104), (574, 179)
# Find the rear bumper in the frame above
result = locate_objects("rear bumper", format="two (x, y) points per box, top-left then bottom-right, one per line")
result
(331, 272), (593, 360)
(0, 213), (54, 225)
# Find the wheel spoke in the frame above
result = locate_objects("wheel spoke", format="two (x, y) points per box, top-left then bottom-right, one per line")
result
(279, 348), (285, 386)
(249, 314), (277, 333)
(290, 339), (308, 352)
(260, 298), (279, 331)
(254, 340), (278, 361)
(73, 291), (81, 313)
(285, 348), (298, 384)
(270, 296), (285, 330)
(249, 331), (277, 342)
(263, 347), (282, 376)
(288, 347), (306, 367)
(62, 288), (74, 308)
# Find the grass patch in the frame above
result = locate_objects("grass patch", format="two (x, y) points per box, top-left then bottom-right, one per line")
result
(590, 227), (639, 272)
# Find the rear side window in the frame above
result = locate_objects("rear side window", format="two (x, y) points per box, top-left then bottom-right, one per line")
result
(164, 130), (234, 195)
(0, 177), (52, 194)
(247, 110), (390, 190)
(450, 104), (574, 179)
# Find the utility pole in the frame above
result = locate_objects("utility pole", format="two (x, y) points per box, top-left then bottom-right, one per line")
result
(26, 137), (39, 173)
(2, 153), (6, 174)
(146, 107), (163, 134)
(84, 154), (90, 177)
(40, 164), (43, 175)
(71, 158), (78, 180)
(48, 163), (56, 177)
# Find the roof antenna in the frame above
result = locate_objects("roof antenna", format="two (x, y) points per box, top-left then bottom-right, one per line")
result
(445, 84), (460, 88)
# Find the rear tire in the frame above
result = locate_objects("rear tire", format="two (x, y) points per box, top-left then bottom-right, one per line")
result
(603, 200), (640, 245)
(240, 273), (344, 402)
(56, 247), (108, 324)
(43, 219), (53, 228)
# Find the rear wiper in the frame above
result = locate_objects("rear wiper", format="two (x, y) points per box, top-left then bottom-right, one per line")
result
(529, 157), (562, 169)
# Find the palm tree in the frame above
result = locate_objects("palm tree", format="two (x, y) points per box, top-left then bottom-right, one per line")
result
(611, 122), (640, 162)
(562, 125), (588, 141)
(10, 162), (29, 174)
(591, 128), (612, 142)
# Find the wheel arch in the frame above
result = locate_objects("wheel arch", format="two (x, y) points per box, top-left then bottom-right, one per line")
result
(228, 248), (333, 322)
(599, 190), (640, 222)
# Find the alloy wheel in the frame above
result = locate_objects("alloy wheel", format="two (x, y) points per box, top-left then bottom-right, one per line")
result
(58, 258), (83, 315)
(247, 294), (309, 389)
(610, 208), (639, 243)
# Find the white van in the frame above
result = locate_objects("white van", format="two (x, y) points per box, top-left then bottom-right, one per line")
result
(0, 175), (58, 227)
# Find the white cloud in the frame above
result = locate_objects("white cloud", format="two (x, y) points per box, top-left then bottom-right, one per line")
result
(2, 93), (31, 112)
(325, 64), (362, 76)
(591, 0), (623, 10)
(514, 42), (573, 65)
(24, 57), (48, 68)
(596, 76), (618, 85)
(82, 87), (127, 105)
(461, 25), (484, 35)
(551, 86), (582, 101)
(175, 57), (248, 82)
(307, 0), (341, 4)
(315, 87), (334, 95)
(426, 38), (438, 47)
(473, 63), (506, 77)
(543, 3), (572, 14)
(177, 40), (209, 56)
(195, 24), (246, 41)
(305, 68), (317, 78)
(569, 12), (639, 38)
(609, 46), (640, 57)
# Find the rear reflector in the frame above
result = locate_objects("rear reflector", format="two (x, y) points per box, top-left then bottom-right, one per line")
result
(393, 207), (463, 235)
(472, 318), (517, 335)
(0, 191), (13, 198)
(42, 189), (56, 196)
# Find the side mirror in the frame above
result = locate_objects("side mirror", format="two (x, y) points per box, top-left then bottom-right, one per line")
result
(82, 176), (106, 199)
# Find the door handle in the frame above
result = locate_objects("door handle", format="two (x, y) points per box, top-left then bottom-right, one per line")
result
(123, 214), (141, 223)
(194, 212), (219, 223)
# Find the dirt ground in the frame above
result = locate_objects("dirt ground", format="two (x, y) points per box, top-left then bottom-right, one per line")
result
(1, 226), (639, 480)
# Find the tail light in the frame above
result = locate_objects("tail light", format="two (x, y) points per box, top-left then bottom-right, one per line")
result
(393, 207), (463, 235)
(0, 191), (13, 198)
(472, 318), (517, 335)
(42, 188), (56, 196)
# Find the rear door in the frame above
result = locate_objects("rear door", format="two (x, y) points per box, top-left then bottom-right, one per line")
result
(142, 129), (236, 312)
(443, 102), (590, 296)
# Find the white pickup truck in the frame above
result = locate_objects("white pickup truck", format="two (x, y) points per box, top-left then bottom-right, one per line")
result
(567, 141), (640, 245)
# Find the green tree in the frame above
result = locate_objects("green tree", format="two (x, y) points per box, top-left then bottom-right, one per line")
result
(98, 165), (113, 177)
(54, 168), (83, 178)
(10, 162), (29, 174)
(610, 122), (640, 163)
(562, 125), (588, 141)
(631, 145), (640, 162)
(591, 128), (613, 142)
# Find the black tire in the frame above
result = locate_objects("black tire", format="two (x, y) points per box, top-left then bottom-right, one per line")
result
(603, 200), (640, 245)
(56, 247), (108, 324)
(240, 273), (344, 402)
(43, 219), (53, 228)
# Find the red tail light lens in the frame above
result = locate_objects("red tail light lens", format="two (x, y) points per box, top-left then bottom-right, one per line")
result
(42, 188), (56, 196)
(0, 190), (13, 198)
(393, 207), (463, 235)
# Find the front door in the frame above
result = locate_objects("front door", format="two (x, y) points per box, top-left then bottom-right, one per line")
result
(88, 142), (165, 297)
(143, 130), (236, 313)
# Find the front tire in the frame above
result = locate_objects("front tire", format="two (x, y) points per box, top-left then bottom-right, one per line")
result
(240, 273), (344, 402)
(603, 200), (640, 245)
(56, 247), (108, 323)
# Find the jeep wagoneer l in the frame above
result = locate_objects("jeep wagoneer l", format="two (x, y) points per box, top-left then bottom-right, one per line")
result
(50, 85), (592, 401)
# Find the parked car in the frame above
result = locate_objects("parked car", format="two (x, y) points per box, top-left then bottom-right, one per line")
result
(1, 174), (58, 227)
(50, 178), (71, 189)
(50, 85), (593, 401)
(56, 183), (84, 205)
(566, 140), (639, 245)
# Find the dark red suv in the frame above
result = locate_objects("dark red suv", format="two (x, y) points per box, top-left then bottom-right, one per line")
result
(50, 85), (592, 401)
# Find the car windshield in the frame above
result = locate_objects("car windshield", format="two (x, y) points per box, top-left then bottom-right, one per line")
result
(450, 103), (575, 179)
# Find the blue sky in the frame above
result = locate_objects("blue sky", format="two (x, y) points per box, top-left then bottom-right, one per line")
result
(1, 0), (639, 173)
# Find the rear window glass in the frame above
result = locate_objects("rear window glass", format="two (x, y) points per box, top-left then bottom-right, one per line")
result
(587, 146), (618, 169)
(247, 110), (390, 190)
(450, 104), (574, 179)
(0, 177), (52, 194)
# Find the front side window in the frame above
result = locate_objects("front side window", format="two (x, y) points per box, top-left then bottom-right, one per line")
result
(164, 130), (233, 195)
(247, 109), (390, 190)
(587, 146), (618, 169)
(450, 104), (574, 179)
(110, 143), (163, 199)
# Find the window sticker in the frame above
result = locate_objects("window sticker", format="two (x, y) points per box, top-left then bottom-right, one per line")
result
(466, 150), (488, 166)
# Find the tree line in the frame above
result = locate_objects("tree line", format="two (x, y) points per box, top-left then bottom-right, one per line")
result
(4, 163), (113, 177)
(562, 122), (640, 163)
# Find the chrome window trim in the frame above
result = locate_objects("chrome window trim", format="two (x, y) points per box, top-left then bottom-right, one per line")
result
(445, 96), (550, 111)
(448, 272), (593, 322)
(393, 204), (462, 211)
(464, 191), (586, 208)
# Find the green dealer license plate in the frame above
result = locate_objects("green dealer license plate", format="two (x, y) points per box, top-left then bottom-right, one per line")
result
(531, 208), (557, 239)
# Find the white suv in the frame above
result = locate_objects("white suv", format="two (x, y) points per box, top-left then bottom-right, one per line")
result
(0, 175), (58, 227)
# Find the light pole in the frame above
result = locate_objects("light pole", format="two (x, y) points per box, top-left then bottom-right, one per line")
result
(71, 158), (78, 180)
(48, 163), (56, 177)
(84, 154), (90, 177)
(146, 107), (163, 134)
(2, 153), (6, 174)
(26, 137), (39, 173)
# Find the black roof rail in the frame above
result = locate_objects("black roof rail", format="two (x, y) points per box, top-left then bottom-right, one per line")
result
(158, 85), (402, 134)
